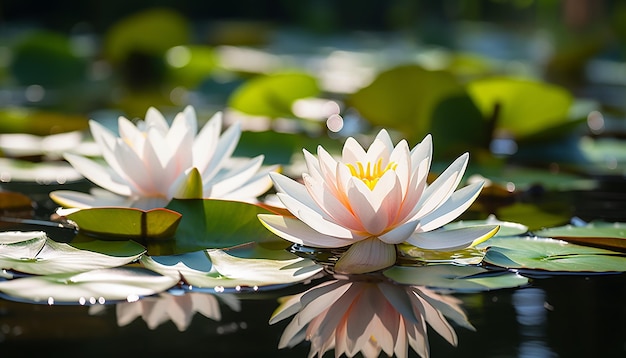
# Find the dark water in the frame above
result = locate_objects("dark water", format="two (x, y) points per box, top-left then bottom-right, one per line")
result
(0, 272), (624, 357)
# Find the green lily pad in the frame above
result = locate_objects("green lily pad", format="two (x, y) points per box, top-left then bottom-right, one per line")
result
(103, 8), (190, 64)
(466, 77), (573, 139)
(0, 108), (88, 136)
(159, 199), (286, 255)
(165, 45), (218, 89)
(10, 30), (87, 86)
(0, 231), (145, 275)
(66, 207), (182, 240)
(0, 267), (178, 304)
(483, 236), (626, 273)
(446, 215), (529, 238)
(228, 72), (320, 119)
(383, 264), (529, 292)
(534, 222), (626, 252)
(141, 243), (322, 290)
(347, 64), (462, 141)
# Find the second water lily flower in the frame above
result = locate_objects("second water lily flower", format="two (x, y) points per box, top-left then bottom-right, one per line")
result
(258, 130), (498, 274)
(51, 106), (278, 210)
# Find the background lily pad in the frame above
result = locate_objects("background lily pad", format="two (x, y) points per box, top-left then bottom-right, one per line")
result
(383, 264), (529, 292)
(347, 64), (462, 142)
(483, 237), (626, 273)
(227, 72), (320, 118)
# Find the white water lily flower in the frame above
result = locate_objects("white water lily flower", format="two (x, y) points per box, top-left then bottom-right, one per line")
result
(50, 106), (278, 210)
(258, 130), (498, 274)
(270, 276), (474, 358)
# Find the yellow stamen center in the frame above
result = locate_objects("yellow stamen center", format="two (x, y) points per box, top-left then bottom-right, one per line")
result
(347, 158), (397, 190)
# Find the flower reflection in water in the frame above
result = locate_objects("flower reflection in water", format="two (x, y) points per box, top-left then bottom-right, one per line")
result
(270, 274), (474, 358)
(89, 291), (240, 332)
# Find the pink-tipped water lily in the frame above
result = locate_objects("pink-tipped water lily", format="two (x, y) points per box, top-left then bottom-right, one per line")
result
(50, 106), (278, 210)
(258, 130), (498, 274)
(270, 276), (474, 358)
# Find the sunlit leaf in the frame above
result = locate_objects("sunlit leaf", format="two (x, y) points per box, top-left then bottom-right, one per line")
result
(141, 243), (323, 290)
(66, 207), (182, 240)
(160, 199), (286, 255)
(165, 45), (218, 89)
(0, 108), (88, 136)
(483, 237), (626, 273)
(466, 77), (573, 139)
(0, 267), (178, 304)
(0, 232), (145, 275)
(534, 222), (626, 252)
(228, 72), (320, 118)
(347, 64), (462, 141)
(446, 215), (529, 237)
(384, 265), (529, 292)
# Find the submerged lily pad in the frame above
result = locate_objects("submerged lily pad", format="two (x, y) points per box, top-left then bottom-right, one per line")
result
(66, 207), (182, 240)
(0, 267), (178, 304)
(483, 237), (626, 273)
(0, 231), (145, 275)
(534, 222), (626, 252)
(141, 243), (322, 291)
(384, 264), (529, 292)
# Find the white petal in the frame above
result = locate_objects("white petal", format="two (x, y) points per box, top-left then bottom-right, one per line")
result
(341, 136), (367, 164)
(346, 179), (387, 235)
(410, 134), (432, 177)
(218, 165), (277, 201)
(269, 172), (321, 213)
(373, 129), (395, 152)
(201, 122), (240, 181)
(257, 214), (355, 248)
(388, 139), (411, 197)
(412, 152), (469, 219)
(333, 237), (396, 274)
(418, 181), (484, 232)
(276, 193), (356, 239)
(208, 156), (264, 197)
(63, 153), (132, 196)
(302, 173), (362, 231)
(144, 107), (169, 132)
(192, 111), (222, 174)
(49, 190), (130, 209)
(405, 225), (499, 251)
(377, 220), (420, 244)
(363, 137), (390, 165)
(302, 148), (323, 182)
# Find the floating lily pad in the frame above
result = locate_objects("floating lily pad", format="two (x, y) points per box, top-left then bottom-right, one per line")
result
(0, 108), (88, 136)
(0, 231), (145, 275)
(534, 222), (626, 252)
(445, 215), (529, 237)
(483, 236), (626, 273)
(160, 199), (286, 255)
(66, 207), (182, 240)
(383, 264), (529, 292)
(141, 243), (322, 291)
(228, 72), (320, 118)
(0, 267), (178, 304)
